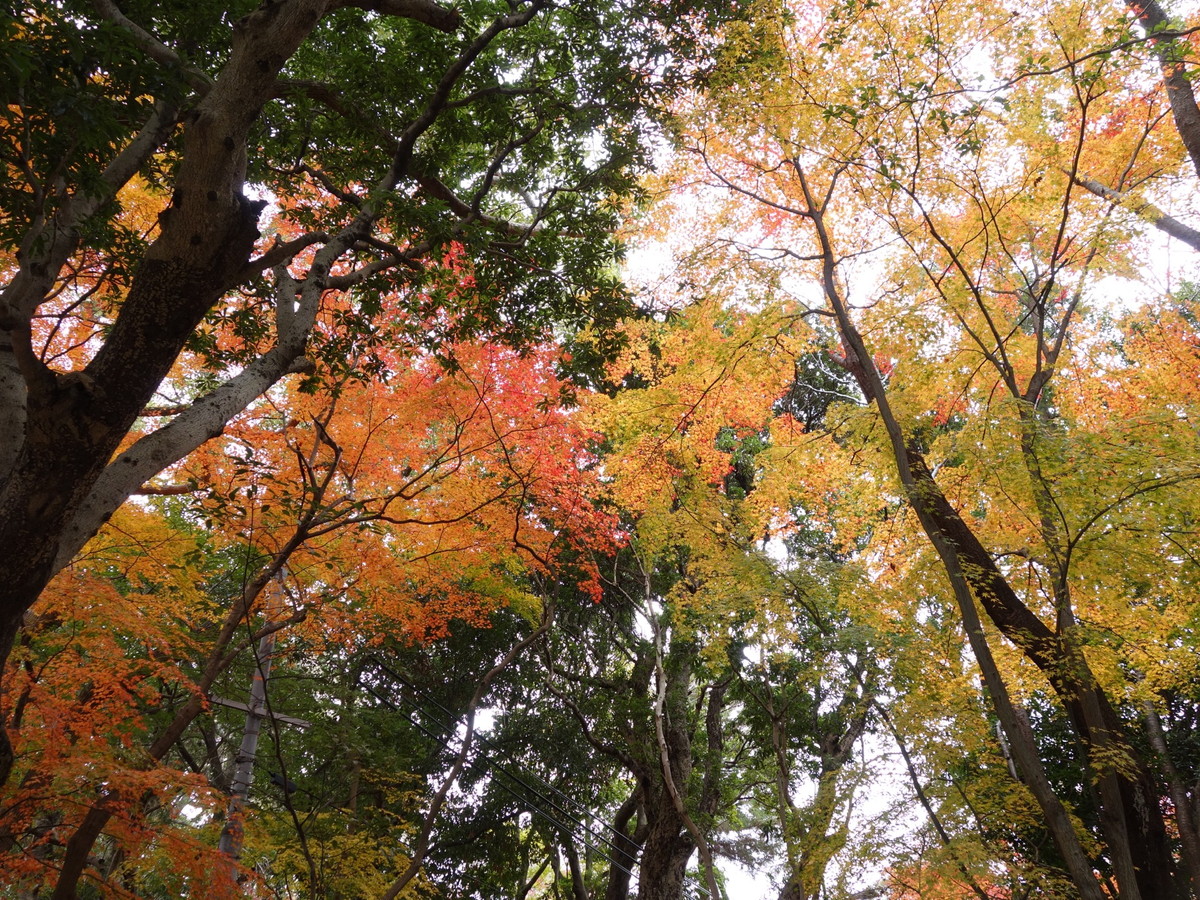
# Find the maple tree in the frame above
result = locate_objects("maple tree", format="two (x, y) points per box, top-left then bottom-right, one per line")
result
(0, 308), (618, 896)
(9, 0), (1200, 896)
(0, 0), (741, 789)
(555, 303), (888, 900)
(637, 0), (1200, 895)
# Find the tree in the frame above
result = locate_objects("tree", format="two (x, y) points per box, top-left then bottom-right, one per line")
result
(636, 0), (1200, 895)
(0, 317), (619, 896)
(0, 0), (731, 787)
(566, 300), (890, 900)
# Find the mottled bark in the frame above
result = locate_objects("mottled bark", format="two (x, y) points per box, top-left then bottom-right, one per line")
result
(0, 0), (465, 794)
(637, 631), (706, 900)
(0, 0), (327, 790)
(635, 800), (695, 900)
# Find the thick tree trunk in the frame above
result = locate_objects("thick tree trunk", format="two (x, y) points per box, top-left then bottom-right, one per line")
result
(636, 796), (696, 900)
(636, 631), (704, 900)
(0, 0), (331, 790)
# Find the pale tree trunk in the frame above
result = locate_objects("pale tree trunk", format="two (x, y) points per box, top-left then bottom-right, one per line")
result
(215, 628), (276, 864)
(0, 0), (465, 791)
(776, 699), (868, 900)
(217, 574), (286, 868)
(49, 547), (303, 900)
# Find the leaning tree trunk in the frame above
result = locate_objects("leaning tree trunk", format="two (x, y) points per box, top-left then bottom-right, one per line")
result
(795, 171), (1183, 899)
(0, 0), (332, 789)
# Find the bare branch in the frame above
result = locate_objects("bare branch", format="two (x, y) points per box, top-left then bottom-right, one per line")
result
(300, 164), (364, 208)
(132, 480), (197, 496)
(324, 247), (429, 289)
(416, 173), (536, 238)
(387, 1), (552, 186)
(100, 100), (182, 193)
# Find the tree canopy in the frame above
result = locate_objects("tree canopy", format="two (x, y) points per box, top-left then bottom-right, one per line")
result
(4, 0), (1200, 897)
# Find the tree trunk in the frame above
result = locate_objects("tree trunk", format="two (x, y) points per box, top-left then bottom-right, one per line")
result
(636, 631), (701, 900)
(797, 167), (1183, 898)
(604, 790), (646, 900)
(0, 0), (330, 788)
(216, 614), (279, 862)
(636, 795), (696, 900)
(904, 448), (1179, 900)
(1125, 0), (1200, 178)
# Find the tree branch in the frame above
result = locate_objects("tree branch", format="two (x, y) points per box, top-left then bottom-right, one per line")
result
(1126, 0), (1200, 177)
(328, 0), (463, 33)
(236, 232), (331, 284)
(1072, 172), (1200, 251)
(91, 0), (212, 92)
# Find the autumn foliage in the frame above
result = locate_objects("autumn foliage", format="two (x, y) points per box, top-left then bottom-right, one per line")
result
(0, 232), (617, 893)
(7, 0), (1200, 896)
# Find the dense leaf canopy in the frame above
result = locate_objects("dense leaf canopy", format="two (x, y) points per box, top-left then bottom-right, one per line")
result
(3, 0), (1200, 897)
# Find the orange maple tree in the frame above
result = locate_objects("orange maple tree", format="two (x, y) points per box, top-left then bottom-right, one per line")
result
(0, 235), (617, 894)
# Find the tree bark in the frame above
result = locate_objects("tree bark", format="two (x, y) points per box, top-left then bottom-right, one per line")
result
(217, 574), (286, 864)
(0, 0), (474, 793)
(1125, 0), (1200, 178)
(1145, 702), (1200, 898)
(0, 0), (329, 788)
(903, 448), (1178, 899)
(637, 629), (703, 900)
(604, 790), (646, 900)
(1072, 173), (1200, 251)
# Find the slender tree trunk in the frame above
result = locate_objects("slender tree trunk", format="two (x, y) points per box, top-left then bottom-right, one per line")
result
(604, 791), (644, 900)
(216, 605), (279, 863)
(794, 164), (1181, 898)
(1145, 702), (1200, 898)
